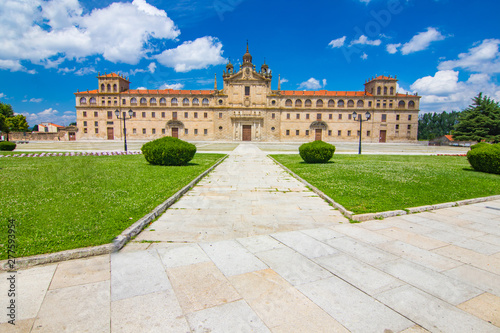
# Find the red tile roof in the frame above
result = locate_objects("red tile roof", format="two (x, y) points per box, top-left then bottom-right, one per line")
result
(75, 89), (98, 94)
(40, 123), (63, 127)
(445, 135), (454, 141)
(99, 73), (120, 78)
(366, 75), (397, 82)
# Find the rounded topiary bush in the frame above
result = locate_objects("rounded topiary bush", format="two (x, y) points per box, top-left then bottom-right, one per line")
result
(467, 143), (500, 174)
(299, 140), (336, 164)
(470, 142), (490, 150)
(0, 141), (16, 151)
(141, 136), (196, 166)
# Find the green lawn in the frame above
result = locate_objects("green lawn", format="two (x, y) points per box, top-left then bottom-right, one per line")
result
(272, 154), (500, 215)
(0, 153), (224, 259)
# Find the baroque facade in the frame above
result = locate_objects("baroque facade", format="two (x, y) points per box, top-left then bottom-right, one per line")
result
(75, 46), (420, 142)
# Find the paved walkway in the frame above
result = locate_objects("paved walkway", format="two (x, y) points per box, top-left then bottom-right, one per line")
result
(2, 144), (500, 332)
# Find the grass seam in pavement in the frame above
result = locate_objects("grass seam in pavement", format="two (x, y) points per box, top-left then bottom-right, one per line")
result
(0, 155), (228, 271)
(268, 155), (500, 222)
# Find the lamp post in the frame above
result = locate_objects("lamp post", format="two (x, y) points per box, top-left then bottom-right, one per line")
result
(115, 109), (133, 152)
(352, 111), (371, 155)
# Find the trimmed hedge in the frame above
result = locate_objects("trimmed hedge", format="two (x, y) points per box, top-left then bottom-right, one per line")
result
(467, 143), (500, 174)
(299, 140), (336, 164)
(470, 142), (490, 150)
(0, 141), (16, 151)
(141, 137), (196, 166)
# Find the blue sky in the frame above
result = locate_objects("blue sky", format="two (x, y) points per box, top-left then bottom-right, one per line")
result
(1, 0), (499, 126)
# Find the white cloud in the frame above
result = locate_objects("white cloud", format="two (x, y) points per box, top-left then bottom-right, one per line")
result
(280, 78), (288, 84)
(0, 0), (180, 71)
(328, 36), (346, 48)
(38, 108), (59, 116)
(0, 59), (35, 73)
(438, 39), (500, 74)
(0, 93), (5, 99)
(350, 35), (381, 46)
(148, 62), (157, 73)
(361, 53), (368, 60)
(135, 86), (147, 90)
(155, 36), (226, 72)
(58, 67), (75, 74)
(400, 27), (445, 55)
(21, 108), (76, 126)
(24, 98), (43, 103)
(386, 43), (401, 54)
(298, 78), (326, 90)
(410, 70), (500, 112)
(159, 83), (184, 90)
(75, 67), (96, 76)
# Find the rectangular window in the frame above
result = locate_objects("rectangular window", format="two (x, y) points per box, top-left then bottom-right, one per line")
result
(83, 111), (87, 117)
(382, 114), (387, 122)
(204, 112), (208, 118)
(84, 128), (88, 133)
(162, 128), (165, 134)
(286, 130), (290, 136)
(408, 115), (412, 121)
(94, 111), (98, 117)
(107, 111), (112, 119)
(328, 130), (332, 136)
(114, 101), (117, 106)
(101, 100), (105, 105)
(94, 121), (98, 127)
(122, 99), (126, 105)
(329, 114), (332, 120)
(286, 113), (290, 120)
(348, 114), (352, 120)
(272, 113), (275, 119)
(368, 101), (372, 107)
(95, 128), (99, 134)
(173, 112), (177, 120)
(367, 131), (371, 136)
(152, 112), (155, 118)
(357, 130), (360, 136)
(396, 124), (399, 130)
(133, 128), (137, 134)
(339, 114), (342, 120)
(194, 112), (198, 118)
(245, 86), (250, 96)
(204, 129), (208, 135)
(296, 130), (300, 136)
(152, 128), (156, 134)
(83, 121), (87, 126)
(306, 114), (310, 120)
(383, 103), (387, 108)
(142, 112), (146, 118)
(305, 130), (309, 136)
(377, 103), (380, 108)
(142, 128), (146, 134)
(408, 124), (411, 130)
(338, 130), (341, 136)
(184, 112), (188, 118)
(296, 113), (300, 119)
(348, 130), (351, 136)
(185, 129), (188, 135)
(133, 112), (137, 118)
(194, 129), (198, 135)
(317, 114), (321, 120)
(219, 113), (222, 119)
(389, 103), (393, 108)
(161, 112), (165, 118)
(108, 101), (112, 106)
(396, 114), (400, 121)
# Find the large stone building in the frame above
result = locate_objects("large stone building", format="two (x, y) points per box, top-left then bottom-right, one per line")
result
(75, 46), (420, 142)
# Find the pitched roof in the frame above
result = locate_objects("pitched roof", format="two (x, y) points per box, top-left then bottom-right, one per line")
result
(366, 75), (398, 82)
(445, 135), (454, 141)
(40, 123), (63, 127)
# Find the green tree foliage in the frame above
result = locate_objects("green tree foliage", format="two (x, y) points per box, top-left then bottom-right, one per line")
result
(7, 115), (29, 132)
(0, 102), (14, 118)
(452, 93), (500, 143)
(418, 111), (461, 140)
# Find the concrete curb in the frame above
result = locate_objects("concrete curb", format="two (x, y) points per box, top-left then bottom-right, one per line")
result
(1, 155), (228, 271)
(269, 155), (500, 222)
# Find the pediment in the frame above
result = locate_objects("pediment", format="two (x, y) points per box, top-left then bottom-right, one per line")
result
(225, 68), (269, 83)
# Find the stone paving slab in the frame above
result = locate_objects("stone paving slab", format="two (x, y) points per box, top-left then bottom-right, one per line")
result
(2, 144), (500, 332)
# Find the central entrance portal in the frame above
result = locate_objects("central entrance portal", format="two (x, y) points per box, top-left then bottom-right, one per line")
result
(242, 125), (252, 141)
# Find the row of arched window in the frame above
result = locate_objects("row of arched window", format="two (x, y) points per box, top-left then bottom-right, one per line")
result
(127, 97), (210, 106)
(101, 83), (118, 93)
(284, 99), (415, 109)
(375, 86), (394, 95)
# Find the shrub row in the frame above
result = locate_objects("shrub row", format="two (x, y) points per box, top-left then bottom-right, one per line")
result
(0, 141), (16, 151)
(467, 143), (500, 174)
(141, 137), (196, 166)
(299, 141), (336, 163)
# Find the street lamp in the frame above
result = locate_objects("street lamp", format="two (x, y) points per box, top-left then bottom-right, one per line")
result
(352, 111), (371, 155)
(115, 109), (134, 152)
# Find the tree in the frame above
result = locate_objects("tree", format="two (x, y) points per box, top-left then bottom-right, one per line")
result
(68, 122), (77, 126)
(453, 93), (500, 142)
(0, 102), (14, 118)
(7, 115), (29, 132)
(418, 111), (461, 140)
